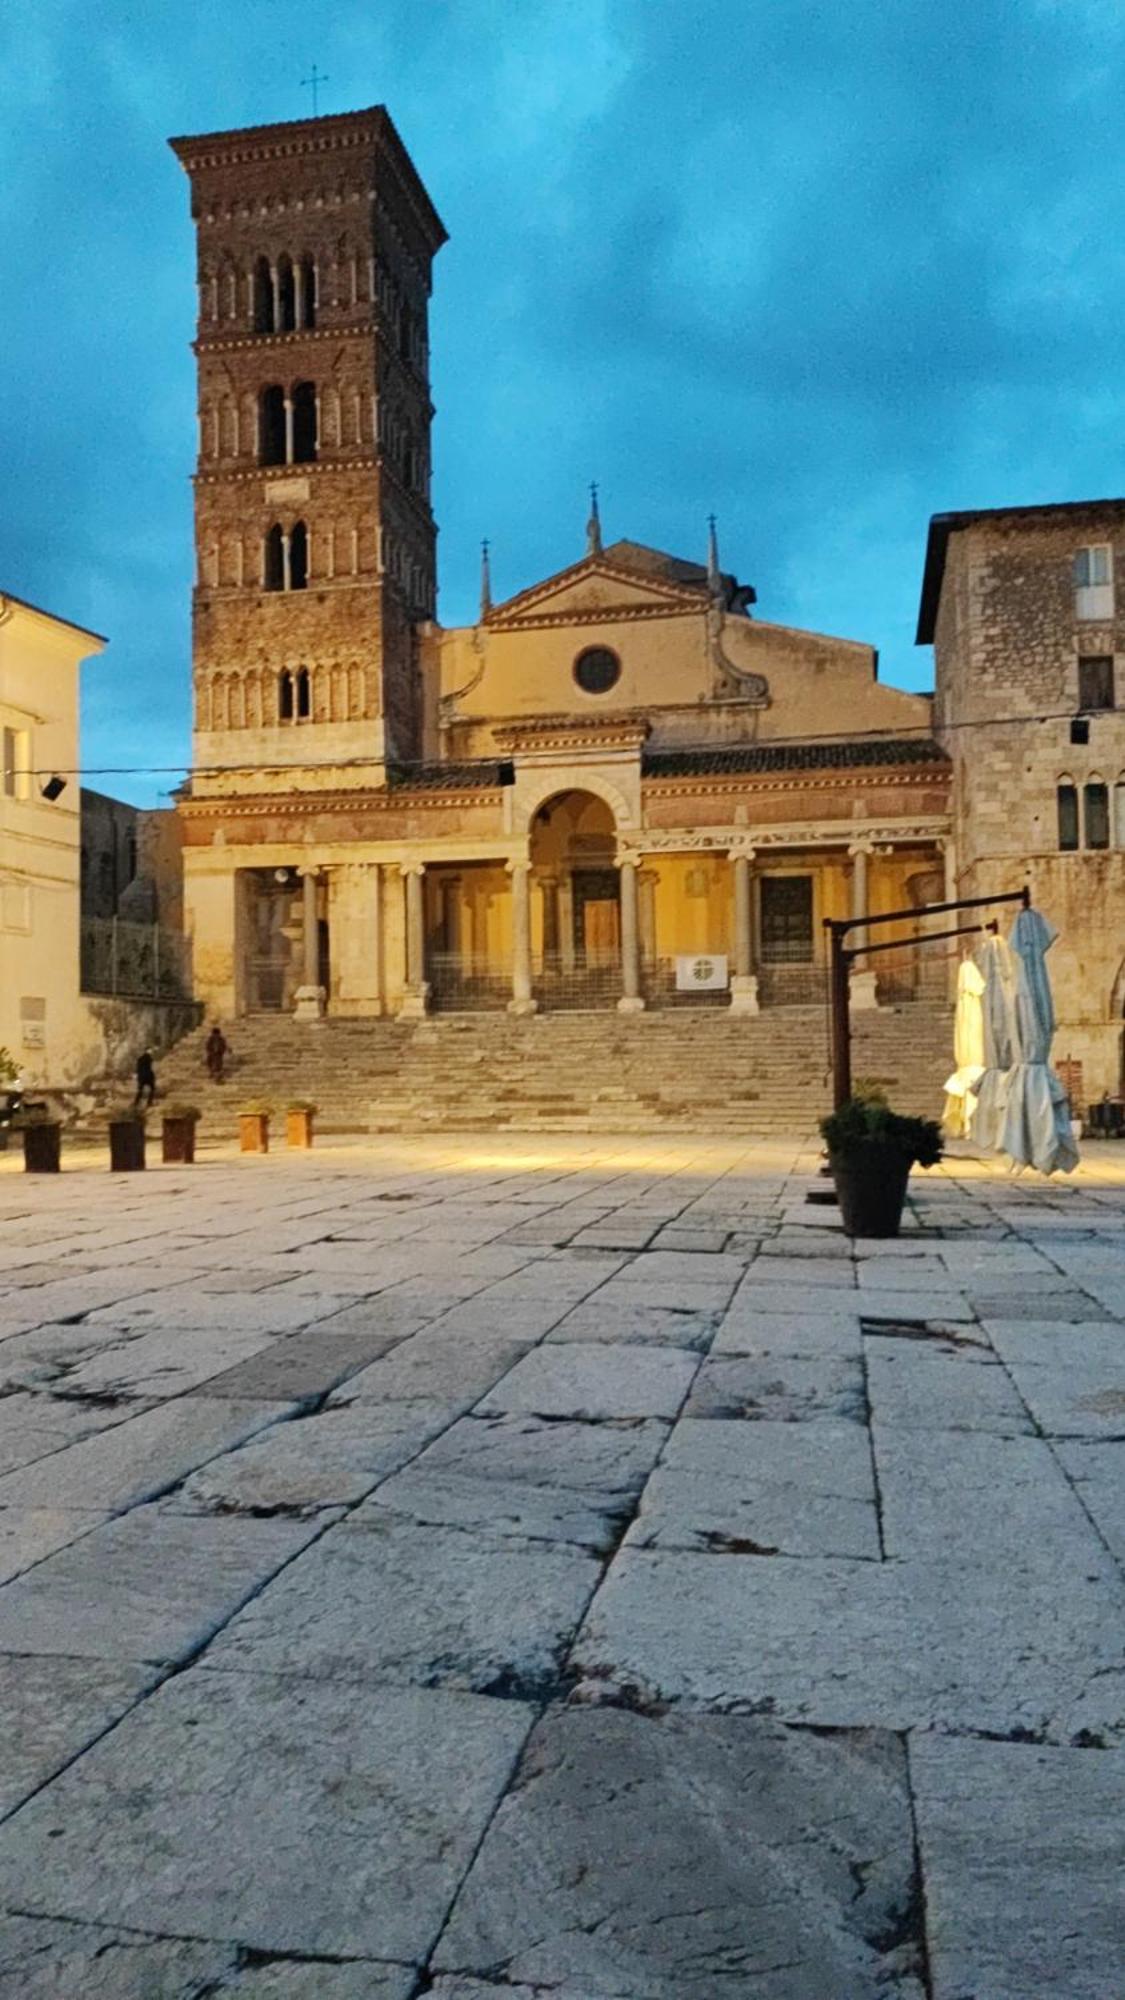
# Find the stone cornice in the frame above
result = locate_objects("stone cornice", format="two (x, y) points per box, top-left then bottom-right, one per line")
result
(493, 715), (651, 756)
(643, 763), (951, 801)
(488, 555), (704, 628)
(179, 781), (503, 822)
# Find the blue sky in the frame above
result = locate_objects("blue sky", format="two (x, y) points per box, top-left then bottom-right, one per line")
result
(3, 0), (1124, 805)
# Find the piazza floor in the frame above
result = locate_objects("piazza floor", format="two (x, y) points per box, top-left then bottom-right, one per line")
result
(0, 1132), (1122, 1999)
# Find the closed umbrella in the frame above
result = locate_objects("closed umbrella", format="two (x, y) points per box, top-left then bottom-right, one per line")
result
(969, 933), (1019, 1153)
(943, 955), (985, 1137)
(999, 907), (1079, 1175)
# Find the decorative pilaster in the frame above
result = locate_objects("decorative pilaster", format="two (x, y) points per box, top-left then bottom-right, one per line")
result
(616, 855), (645, 1013)
(847, 838), (879, 1011)
(729, 846), (760, 1014)
(507, 860), (538, 1016)
(397, 863), (430, 1019)
(294, 867), (326, 1019)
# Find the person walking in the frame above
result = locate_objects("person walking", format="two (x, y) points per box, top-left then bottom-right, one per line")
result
(205, 1023), (229, 1083)
(134, 1049), (156, 1110)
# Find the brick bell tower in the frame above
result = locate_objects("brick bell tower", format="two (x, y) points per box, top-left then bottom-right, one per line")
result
(169, 109), (446, 794)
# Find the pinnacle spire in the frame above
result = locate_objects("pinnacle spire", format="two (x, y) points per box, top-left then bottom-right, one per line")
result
(479, 538), (492, 620)
(586, 481), (603, 557)
(707, 513), (721, 596)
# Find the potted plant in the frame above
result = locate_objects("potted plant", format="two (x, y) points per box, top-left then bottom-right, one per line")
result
(108, 1106), (147, 1172)
(286, 1100), (317, 1149)
(239, 1100), (273, 1154)
(162, 1103), (201, 1164)
(820, 1095), (943, 1238)
(16, 1102), (61, 1174)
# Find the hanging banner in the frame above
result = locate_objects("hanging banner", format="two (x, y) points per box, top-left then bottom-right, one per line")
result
(675, 954), (729, 992)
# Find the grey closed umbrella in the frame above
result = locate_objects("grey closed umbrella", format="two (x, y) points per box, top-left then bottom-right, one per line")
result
(998, 907), (1079, 1175)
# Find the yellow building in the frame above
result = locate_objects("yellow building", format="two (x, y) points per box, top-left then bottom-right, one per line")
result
(171, 109), (952, 1026)
(0, 591), (106, 1083)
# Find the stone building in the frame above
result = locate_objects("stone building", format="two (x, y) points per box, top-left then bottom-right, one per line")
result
(169, 107), (952, 1033)
(920, 500), (1125, 1096)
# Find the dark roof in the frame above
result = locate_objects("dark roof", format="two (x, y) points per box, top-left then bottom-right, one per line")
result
(0, 587), (106, 646)
(916, 497), (1125, 643)
(644, 738), (949, 779)
(386, 760), (505, 792)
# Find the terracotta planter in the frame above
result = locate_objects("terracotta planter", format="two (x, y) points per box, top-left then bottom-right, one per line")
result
(286, 1109), (314, 1149)
(239, 1113), (269, 1154)
(22, 1123), (61, 1173)
(828, 1144), (911, 1239)
(109, 1119), (146, 1172)
(162, 1116), (197, 1164)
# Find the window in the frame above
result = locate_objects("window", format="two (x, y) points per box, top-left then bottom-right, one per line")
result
(263, 524), (285, 591)
(1114, 778), (1125, 848)
(2, 726), (30, 800)
(276, 254), (296, 334)
(1085, 780), (1110, 850)
(1073, 545), (1114, 621)
(253, 256), (273, 333)
(259, 385), (286, 466)
(760, 875), (814, 962)
(291, 382), (317, 463)
(1077, 655), (1115, 711)
(295, 666), (311, 719)
(1057, 780), (1079, 850)
(289, 521), (308, 591)
(573, 646), (621, 695)
(278, 669), (294, 721)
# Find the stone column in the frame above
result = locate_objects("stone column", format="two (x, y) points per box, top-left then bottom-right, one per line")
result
(294, 868), (326, 1020)
(281, 531), (292, 593)
(270, 262), (280, 329)
(617, 855), (645, 1013)
(539, 874), (560, 970)
(284, 395), (295, 466)
(558, 873), (576, 974)
(507, 860), (537, 1016)
(397, 863), (430, 1019)
(729, 847), (760, 1014)
(848, 839), (878, 1010)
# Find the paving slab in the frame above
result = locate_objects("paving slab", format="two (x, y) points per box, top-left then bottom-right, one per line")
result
(0, 1505), (107, 1584)
(47, 1324), (277, 1401)
(1054, 1439), (1125, 1562)
(371, 1465), (628, 1551)
(0, 1669), (532, 1963)
(546, 1298), (720, 1350)
(415, 1410), (668, 1497)
(178, 1397), (452, 1512)
(195, 1328), (407, 1400)
(984, 1319), (1125, 1437)
(478, 1342), (698, 1421)
(573, 1548), (1125, 1739)
(0, 1918), (416, 1997)
(206, 1508), (599, 1695)
(911, 1734), (1125, 2000)
(334, 1332), (532, 1408)
(864, 1338), (1032, 1434)
(0, 1396), (293, 1512)
(0, 1503), (328, 1666)
(712, 1306), (862, 1359)
(435, 1705), (922, 2000)
(683, 1354), (865, 1422)
(0, 1389), (144, 1476)
(875, 1427), (1107, 1568)
(0, 1654), (155, 1820)
(625, 1418), (879, 1558)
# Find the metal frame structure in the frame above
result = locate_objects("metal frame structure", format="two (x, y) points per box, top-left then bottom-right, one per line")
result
(823, 886), (1031, 1109)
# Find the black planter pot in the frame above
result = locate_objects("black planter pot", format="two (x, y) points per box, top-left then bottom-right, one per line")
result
(828, 1144), (911, 1238)
(22, 1123), (61, 1173)
(109, 1119), (146, 1172)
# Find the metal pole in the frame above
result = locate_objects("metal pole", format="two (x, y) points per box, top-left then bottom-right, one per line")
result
(111, 915), (119, 997)
(826, 920), (851, 1109)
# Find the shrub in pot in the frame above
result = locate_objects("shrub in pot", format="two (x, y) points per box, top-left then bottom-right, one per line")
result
(239, 1100), (272, 1154)
(820, 1096), (943, 1239)
(286, 1100), (317, 1149)
(17, 1104), (61, 1174)
(108, 1108), (146, 1172)
(162, 1103), (200, 1164)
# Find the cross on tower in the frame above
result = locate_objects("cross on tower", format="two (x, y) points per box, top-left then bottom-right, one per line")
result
(300, 64), (329, 116)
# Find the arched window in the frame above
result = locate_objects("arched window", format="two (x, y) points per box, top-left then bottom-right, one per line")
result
(289, 521), (308, 591)
(1057, 778), (1079, 851)
(1085, 777), (1110, 850)
(278, 669), (294, 721)
(291, 382), (317, 462)
(277, 254), (296, 333)
(263, 524), (285, 592)
(300, 255), (317, 329)
(296, 666), (311, 719)
(1115, 776), (1125, 848)
(259, 386), (286, 466)
(253, 256), (273, 334)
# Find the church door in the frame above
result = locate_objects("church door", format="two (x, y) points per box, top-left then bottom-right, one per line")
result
(573, 869), (620, 968)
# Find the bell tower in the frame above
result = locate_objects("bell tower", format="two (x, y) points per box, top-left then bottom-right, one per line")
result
(169, 108), (446, 794)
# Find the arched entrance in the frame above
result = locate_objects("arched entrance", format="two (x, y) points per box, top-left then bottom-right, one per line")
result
(530, 790), (620, 1008)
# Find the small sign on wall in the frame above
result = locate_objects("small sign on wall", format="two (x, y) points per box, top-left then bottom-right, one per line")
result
(675, 954), (728, 992)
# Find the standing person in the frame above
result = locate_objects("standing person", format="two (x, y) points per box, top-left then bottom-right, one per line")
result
(205, 1023), (229, 1083)
(134, 1049), (156, 1110)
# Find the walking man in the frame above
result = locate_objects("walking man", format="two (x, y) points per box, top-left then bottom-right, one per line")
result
(134, 1049), (156, 1110)
(205, 1023), (229, 1083)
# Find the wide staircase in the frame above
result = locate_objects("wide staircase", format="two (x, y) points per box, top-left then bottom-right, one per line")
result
(143, 1004), (954, 1141)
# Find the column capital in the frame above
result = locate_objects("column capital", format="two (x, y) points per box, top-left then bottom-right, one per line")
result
(846, 837), (874, 859)
(728, 842), (757, 864)
(399, 860), (427, 879)
(614, 850), (641, 871)
(504, 857), (531, 878)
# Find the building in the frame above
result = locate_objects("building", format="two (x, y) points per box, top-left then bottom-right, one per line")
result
(0, 590), (106, 1083)
(169, 108), (953, 1031)
(921, 501), (1125, 1096)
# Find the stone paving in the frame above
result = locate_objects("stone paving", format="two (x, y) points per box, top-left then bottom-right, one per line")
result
(0, 1133), (1122, 1998)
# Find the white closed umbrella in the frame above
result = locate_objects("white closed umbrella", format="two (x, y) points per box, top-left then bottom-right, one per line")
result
(943, 955), (985, 1137)
(969, 933), (1019, 1152)
(999, 907), (1079, 1175)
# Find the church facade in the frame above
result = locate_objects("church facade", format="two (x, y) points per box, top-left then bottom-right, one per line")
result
(168, 107), (1124, 1099)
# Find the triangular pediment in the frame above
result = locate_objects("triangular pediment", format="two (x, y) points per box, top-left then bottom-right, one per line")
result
(489, 553), (706, 628)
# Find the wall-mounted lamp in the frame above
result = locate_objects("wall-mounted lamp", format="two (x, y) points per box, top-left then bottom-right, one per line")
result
(40, 775), (67, 801)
